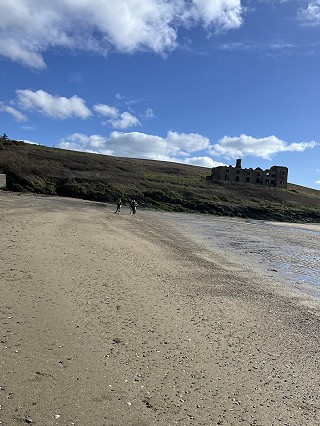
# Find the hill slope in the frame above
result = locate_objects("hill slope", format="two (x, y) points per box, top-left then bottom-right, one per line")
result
(0, 138), (319, 222)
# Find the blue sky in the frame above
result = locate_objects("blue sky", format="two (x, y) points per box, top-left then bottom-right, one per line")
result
(1, 0), (320, 189)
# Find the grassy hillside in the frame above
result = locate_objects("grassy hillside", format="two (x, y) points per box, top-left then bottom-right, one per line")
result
(1, 138), (320, 222)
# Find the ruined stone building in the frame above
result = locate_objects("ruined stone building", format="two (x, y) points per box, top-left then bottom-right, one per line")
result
(0, 173), (6, 189)
(206, 159), (288, 189)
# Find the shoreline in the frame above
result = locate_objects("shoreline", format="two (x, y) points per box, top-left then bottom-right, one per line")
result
(154, 210), (320, 301)
(1, 193), (319, 425)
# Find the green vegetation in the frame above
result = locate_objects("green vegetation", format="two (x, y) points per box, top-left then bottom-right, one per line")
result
(0, 137), (320, 222)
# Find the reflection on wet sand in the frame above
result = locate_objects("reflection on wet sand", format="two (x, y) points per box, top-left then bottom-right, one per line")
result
(157, 212), (320, 298)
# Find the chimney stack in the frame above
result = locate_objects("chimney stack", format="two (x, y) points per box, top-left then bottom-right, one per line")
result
(236, 159), (242, 168)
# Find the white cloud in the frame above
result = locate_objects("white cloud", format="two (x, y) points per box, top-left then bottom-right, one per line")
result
(59, 133), (114, 154)
(0, 103), (27, 122)
(218, 40), (300, 58)
(110, 112), (141, 129)
(219, 42), (251, 51)
(94, 103), (141, 128)
(22, 126), (34, 131)
(298, 1), (320, 26)
(183, 156), (225, 167)
(190, 0), (243, 31)
(167, 130), (210, 155)
(58, 130), (211, 162)
(59, 131), (165, 158)
(16, 89), (92, 119)
(0, 38), (47, 69)
(57, 130), (319, 167)
(115, 93), (125, 100)
(316, 180), (320, 184)
(23, 139), (40, 145)
(209, 134), (318, 160)
(142, 107), (155, 118)
(93, 103), (119, 118)
(0, 0), (243, 69)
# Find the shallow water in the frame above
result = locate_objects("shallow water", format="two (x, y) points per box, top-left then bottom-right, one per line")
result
(158, 213), (320, 299)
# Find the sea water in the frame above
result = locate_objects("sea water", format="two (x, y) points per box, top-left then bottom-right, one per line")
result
(158, 212), (320, 299)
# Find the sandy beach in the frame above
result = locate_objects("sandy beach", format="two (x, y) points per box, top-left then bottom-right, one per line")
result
(0, 192), (319, 426)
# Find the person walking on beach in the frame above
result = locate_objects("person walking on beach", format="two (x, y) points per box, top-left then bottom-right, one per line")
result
(129, 199), (138, 216)
(115, 198), (122, 214)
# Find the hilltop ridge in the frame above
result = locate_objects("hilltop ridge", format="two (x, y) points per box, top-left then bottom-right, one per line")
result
(0, 138), (319, 222)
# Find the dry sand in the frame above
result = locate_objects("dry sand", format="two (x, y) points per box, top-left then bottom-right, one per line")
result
(0, 192), (319, 426)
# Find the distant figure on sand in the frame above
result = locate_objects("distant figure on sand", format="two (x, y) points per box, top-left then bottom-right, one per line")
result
(130, 199), (138, 216)
(115, 198), (122, 214)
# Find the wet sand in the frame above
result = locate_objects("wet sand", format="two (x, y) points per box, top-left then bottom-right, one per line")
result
(0, 193), (319, 426)
(155, 212), (320, 298)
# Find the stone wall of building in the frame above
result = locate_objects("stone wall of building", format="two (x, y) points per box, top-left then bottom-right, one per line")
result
(206, 159), (288, 188)
(0, 173), (7, 189)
